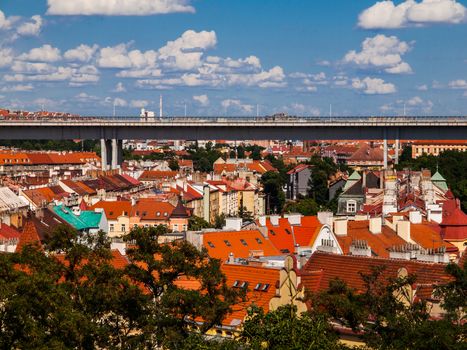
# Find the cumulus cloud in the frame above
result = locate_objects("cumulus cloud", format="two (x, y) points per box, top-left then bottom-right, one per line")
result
(343, 35), (413, 74)
(0, 48), (14, 67)
(64, 44), (98, 62)
(47, 0), (195, 16)
(130, 100), (149, 108)
(448, 79), (467, 88)
(417, 84), (428, 91)
(17, 15), (43, 36)
(352, 77), (397, 94)
(18, 44), (62, 62)
(113, 97), (127, 107)
(0, 84), (34, 92)
(358, 0), (467, 29)
(193, 94), (209, 106)
(221, 99), (254, 113)
(113, 82), (126, 92)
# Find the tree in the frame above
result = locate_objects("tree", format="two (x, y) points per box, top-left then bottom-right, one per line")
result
(239, 305), (346, 350)
(188, 216), (213, 231)
(261, 171), (285, 214)
(308, 170), (328, 205)
(169, 158), (180, 171)
(123, 225), (243, 348)
(284, 198), (319, 216)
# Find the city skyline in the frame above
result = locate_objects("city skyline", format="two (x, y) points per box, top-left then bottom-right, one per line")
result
(1, 0), (467, 116)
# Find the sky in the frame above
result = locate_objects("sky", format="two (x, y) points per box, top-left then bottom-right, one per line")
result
(0, 0), (467, 116)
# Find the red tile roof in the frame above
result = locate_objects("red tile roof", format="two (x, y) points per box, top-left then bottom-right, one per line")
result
(221, 263), (280, 326)
(130, 198), (175, 220)
(0, 223), (21, 240)
(15, 220), (43, 252)
(301, 252), (452, 297)
(90, 200), (132, 220)
(203, 230), (280, 260)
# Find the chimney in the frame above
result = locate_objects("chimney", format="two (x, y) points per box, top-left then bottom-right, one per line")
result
(269, 215), (280, 226)
(284, 213), (302, 225)
(369, 217), (382, 234)
(396, 220), (411, 243)
(203, 185), (210, 223)
(224, 217), (242, 231)
(334, 219), (348, 236)
(362, 170), (367, 189)
(409, 211), (422, 224)
(317, 211), (333, 225)
(228, 252), (235, 264)
(258, 215), (267, 227)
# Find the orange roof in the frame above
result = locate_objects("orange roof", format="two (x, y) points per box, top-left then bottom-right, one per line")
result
(221, 263), (280, 326)
(138, 170), (178, 181)
(15, 221), (43, 252)
(411, 223), (456, 251)
(336, 220), (406, 258)
(90, 200), (132, 220)
(301, 251), (452, 297)
(203, 230), (280, 260)
(130, 198), (175, 220)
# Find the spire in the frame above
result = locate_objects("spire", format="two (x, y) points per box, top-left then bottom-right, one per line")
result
(171, 198), (189, 218)
(15, 220), (43, 252)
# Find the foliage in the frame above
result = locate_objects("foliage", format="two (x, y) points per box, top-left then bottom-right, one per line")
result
(188, 215), (213, 231)
(188, 144), (222, 172)
(396, 148), (467, 211)
(284, 197), (319, 216)
(168, 158), (180, 171)
(214, 213), (226, 229)
(0, 139), (98, 152)
(239, 305), (346, 350)
(261, 171), (286, 214)
(123, 225), (244, 348)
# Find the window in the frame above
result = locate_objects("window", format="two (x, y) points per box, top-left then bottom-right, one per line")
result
(346, 200), (357, 213)
(255, 238), (263, 244)
(224, 240), (231, 247)
(121, 224), (126, 232)
(109, 224), (114, 232)
(254, 283), (262, 291)
(261, 284), (270, 291)
(285, 229), (291, 235)
(233, 280), (240, 287)
(182, 224), (187, 231)
(269, 229), (276, 236)
(142, 211), (147, 217)
(240, 281), (248, 289)
(240, 239), (248, 246)
(156, 212), (160, 216)
(109, 211), (114, 216)
(164, 212), (168, 217)
(173, 224), (179, 232)
(133, 224), (138, 228)
(207, 241), (215, 248)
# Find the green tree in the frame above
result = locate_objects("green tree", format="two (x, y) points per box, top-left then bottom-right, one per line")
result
(284, 198), (319, 216)
(188, 215), (213, 230)
(169, 158), (180, 171)
(261, 171), (285, 214)
(123, 225), (243, 348)
(239, 305), (346, 350)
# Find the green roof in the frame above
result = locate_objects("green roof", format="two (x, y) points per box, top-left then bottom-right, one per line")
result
(431, 171), (446, 182)
(344, 171), (361, 190)
(53, 205), (102, 231)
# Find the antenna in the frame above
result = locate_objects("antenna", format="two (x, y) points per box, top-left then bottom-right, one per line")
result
(113, 100), (116, 117)
(256, 104), (259, 118)
(184, 103), (187, 117)
(159, 95), (163, 118)
(403, 103), (406, 117)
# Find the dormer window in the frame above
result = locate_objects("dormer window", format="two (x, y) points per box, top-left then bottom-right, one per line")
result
(142, 211), (147, 217)
(156, 212), (161, 216)
(164, 212), (168, 217)
(255, 238), (263, 244)
(224, 240), (231, 247)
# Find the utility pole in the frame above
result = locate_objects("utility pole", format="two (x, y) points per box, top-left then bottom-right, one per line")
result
(159, 95), (163, 118)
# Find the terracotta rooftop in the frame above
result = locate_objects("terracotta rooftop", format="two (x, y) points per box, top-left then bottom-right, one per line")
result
(15, 220), (43, 252)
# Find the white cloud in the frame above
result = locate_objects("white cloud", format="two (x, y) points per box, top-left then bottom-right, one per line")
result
(64, 44), (98, 62)
(343, 35), (413, 74)
(113, 97), (127, 107)
(17, 15), (43, 36)
(130, 99), (149, 108)
(0, 48), (14, 67)
(417, 84), (428, 91)
(358, 0), (467, 29)
(463, 91), (467, 97)
(448, 79), (467, 88)
(221, 99), (253, 113)
(0, 10), (16, 31)
(75, 92), (99, 102)
(193, 94), (209, 106)
(352, 77), (397, 94)
(18, 44), (62, 62)
(113, 82), (126, 92)
(47, 0), (195, 16)
(0, 84), (34, 92)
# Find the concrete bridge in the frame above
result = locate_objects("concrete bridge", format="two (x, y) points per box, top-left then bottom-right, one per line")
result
(1, 115), (466, 170)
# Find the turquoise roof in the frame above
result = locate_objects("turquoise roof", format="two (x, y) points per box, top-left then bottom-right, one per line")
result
(431, 171), (449, 192)
(53, 205), (102, 231)
(344, 171), (361, 190)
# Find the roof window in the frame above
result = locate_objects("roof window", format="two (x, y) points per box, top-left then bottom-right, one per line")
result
(240, 239), (248, 246)
(255, 238), (263, 244)
(261, 284), (270, 291)
(269, 229), (275, 236)
(156, 211), (161, 216)
(254, 283), (262, 291)
(224, 240), (231, 247)
(207, 241), (215, 248)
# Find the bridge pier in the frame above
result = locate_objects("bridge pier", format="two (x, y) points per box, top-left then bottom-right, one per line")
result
(395, 139), (399, 165)
(101, 138), (122, 171)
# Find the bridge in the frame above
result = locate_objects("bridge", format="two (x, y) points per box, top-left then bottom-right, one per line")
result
(1, 115), (466, 170)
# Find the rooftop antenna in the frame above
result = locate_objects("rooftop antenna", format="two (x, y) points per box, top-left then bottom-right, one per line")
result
(159, 95), (163, 118)
(113, 100), (116, 117)
(184, 103), (187, 117)
(256, 104), (259, 118)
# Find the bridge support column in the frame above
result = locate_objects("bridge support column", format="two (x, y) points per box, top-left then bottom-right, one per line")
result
(383, 138), (388, 170)
(395, 139), (399, 165)
(100, 139), (107, 171)
(112, 139), (118, 170)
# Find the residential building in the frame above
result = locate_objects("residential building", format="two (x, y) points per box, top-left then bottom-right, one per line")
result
(286, 164), (312, 200)
(411, 140), (467, 158)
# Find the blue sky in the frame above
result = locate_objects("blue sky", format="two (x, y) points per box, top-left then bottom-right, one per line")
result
(0, 0), (466, 116)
